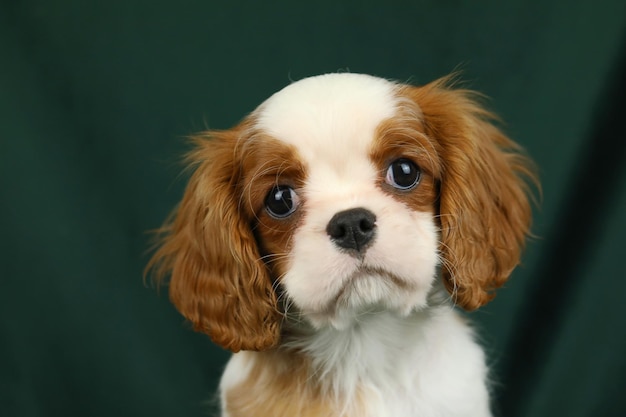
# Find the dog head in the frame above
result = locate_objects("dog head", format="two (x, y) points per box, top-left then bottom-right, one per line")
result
(148, 73), (535, 352)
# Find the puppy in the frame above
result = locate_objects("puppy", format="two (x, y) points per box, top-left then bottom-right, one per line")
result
(148, 73), (535, 417)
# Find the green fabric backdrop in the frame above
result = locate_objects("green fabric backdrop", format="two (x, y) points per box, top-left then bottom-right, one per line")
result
(2, 1), (625, 416)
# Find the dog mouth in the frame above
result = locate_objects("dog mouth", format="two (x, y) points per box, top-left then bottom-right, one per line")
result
(281, 261), (429, 330)
(349, 265), (412, 289)
(327, 265), (415, 311)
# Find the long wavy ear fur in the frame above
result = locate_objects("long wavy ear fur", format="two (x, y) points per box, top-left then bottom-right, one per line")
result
(405, 77), (537, 310)
(146, 128), (281, 352)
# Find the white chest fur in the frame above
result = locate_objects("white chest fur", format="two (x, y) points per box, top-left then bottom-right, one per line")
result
(220, 307), (492, 417)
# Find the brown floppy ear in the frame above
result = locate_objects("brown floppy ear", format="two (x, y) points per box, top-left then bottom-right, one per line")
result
(146, 128), (281, 352)
(405, 78), (536, 310)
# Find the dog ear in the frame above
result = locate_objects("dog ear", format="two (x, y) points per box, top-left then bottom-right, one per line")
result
(147, 128), (281, 352)
(405, 78), (536, 310)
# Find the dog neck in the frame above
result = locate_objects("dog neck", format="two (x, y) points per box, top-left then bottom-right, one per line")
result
(276, 282), (452, 399)
(219, 286), (489, 417)
(282, 308), (438, 399)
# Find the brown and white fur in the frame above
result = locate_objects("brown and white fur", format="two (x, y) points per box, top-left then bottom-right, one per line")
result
(148, 73), (535, 417)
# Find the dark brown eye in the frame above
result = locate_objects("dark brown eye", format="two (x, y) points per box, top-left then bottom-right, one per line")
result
(265, 185), (300, 218)
(385, 159), (420, 190)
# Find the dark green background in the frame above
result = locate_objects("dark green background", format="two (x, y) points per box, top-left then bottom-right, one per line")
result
(2, 1), (625, 416)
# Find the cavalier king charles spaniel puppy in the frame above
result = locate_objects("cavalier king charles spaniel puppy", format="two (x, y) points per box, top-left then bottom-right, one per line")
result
(148, 73), (535, 417)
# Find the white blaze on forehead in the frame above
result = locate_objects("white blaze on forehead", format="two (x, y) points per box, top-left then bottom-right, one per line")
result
(255, 74), (399, 169)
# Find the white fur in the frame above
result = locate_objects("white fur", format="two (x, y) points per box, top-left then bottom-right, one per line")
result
(221, 306), (491, 417)
(295, 306), (491, 417)
(219, 352), (254, 417)
(220, 74), (492, 416)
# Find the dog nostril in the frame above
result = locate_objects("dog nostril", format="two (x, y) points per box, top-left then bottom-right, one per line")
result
(360, 218), (374, 232)
(326, 208), (377, 252)
(331, 225), (347, 239)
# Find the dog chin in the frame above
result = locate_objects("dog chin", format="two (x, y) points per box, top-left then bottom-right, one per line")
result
(299, 270), (432, 330)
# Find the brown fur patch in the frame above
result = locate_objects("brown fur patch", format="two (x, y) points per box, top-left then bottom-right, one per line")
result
(225, 350), (367, 417)
(146, 121), (306, 352)
(370, 113), (441, 214)
(238, 133), (308, 282)
(396, 77), (537, 310)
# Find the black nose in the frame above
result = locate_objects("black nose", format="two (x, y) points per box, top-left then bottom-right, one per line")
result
(326, 208), (377, 253)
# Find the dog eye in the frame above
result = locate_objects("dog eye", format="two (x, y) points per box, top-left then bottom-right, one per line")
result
(265, 185), (300, 218)
(385, 158), (420, 190)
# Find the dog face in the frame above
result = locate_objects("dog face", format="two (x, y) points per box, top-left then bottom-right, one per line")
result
(252, 75), (440, 329)
(148, 73), (534, 352)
